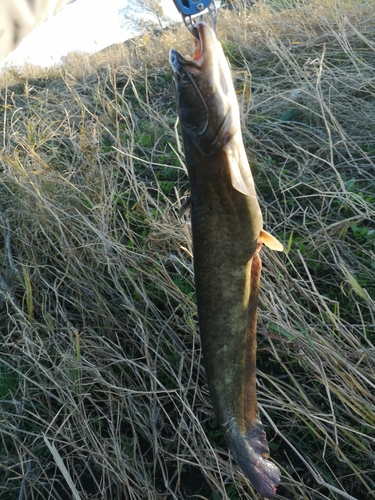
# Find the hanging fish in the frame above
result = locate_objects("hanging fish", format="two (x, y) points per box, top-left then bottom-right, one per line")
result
(170, 22), (282, 497)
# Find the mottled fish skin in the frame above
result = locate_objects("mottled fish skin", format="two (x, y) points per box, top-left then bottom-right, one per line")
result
(170, 23), (281, 497)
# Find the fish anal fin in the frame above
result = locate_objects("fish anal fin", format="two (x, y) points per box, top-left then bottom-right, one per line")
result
(259, 230), (283, 252)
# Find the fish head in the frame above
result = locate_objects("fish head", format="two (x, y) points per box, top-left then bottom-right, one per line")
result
(170, 22), (240, 157)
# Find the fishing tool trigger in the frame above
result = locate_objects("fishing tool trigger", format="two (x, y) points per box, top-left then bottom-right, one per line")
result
(172, 0), (217, 37)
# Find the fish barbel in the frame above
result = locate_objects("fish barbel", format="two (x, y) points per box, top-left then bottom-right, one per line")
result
(170, 23), (282, 497)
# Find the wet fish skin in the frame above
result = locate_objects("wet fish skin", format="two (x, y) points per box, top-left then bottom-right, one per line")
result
(170, 22), (281, 498)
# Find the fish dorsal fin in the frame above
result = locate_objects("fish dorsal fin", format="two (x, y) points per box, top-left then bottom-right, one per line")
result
(259, 230), (284, 251)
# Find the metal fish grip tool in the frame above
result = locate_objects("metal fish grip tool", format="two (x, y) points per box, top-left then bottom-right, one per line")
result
(172, 0), (217, 37)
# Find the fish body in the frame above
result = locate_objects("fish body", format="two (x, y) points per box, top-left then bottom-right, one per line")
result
(170, 23), (281, 497)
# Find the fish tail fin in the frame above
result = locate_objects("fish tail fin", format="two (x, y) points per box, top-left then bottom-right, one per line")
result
(227, 419), (280, 498)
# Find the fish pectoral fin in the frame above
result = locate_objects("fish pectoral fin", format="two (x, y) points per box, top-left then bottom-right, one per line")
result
(259, 230), (284, 252)
(179, 197), (191, 217)
(227, 151), (252, 197)
(230, 168), (252, 197)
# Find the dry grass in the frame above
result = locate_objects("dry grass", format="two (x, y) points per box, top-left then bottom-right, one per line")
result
(0, 0), (374, 498)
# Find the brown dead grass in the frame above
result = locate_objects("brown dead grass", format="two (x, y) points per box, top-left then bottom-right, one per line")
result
(0, 0), (374, 499)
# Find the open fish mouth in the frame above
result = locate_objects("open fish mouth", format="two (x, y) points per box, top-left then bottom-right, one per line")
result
(169, 22), (213, 74)
(185, 23), (205, 70)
